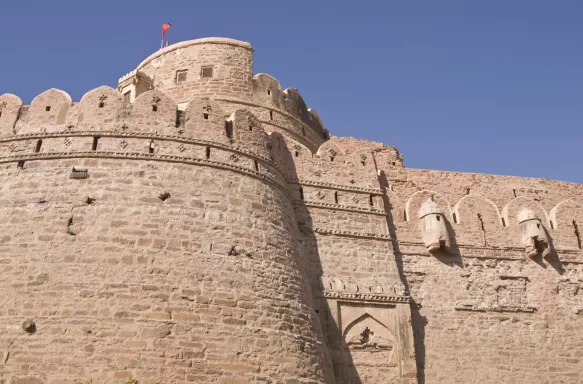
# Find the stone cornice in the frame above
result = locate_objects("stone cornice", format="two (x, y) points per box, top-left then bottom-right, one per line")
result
(312, 227), (391, 241)
(293, 199), (388, 216)
(315, 291), (412, 304)
(290, 179), (383, 195)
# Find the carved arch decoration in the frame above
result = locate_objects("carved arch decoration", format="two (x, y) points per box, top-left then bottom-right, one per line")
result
(453, 194), (504, 247)
(131, 89), (177, 134)
(549, 199), (583, 250)
(77, 86), (123, 131)
(0, 93), (23, 136)
(340, 312), (399, 382)
(23, 88), (72, 134)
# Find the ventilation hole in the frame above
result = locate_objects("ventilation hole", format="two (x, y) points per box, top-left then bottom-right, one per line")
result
(34, 139), (42, 153)
(152, 105), (158, 112)
(299, 187), (304, 201)
(267, 89), (271, 95)
(92, 137), (99, 151)
(513, 189), (517, 198)
(330, 157), (334, 162)
(283, 94), (287, 100)
(249, 125), (253, 132)
(404, 209), (408, 222)
(537, 223), (540, 229)
(0, 111), (2, 117)
(334, 191), (339, 204)
(205, 146), (211, 159)
(175, 110), (185, 128)
(466, 188), (470, 195)
(315, 309), (319, 314)
(148, 143), (154, 154)
(225, 121), (233, 138)
(158, 192), (171, 202)
(45, 106), (51, 112)
(98, 102), (105, 108)
(254, 160), (259, 171)
(436, 215), (441, 221)
(550, 220), (554, 229)
(453, 212), (457, 223)
(269, 111), (273, 120)
(361, 160), (366, 166)
(201, 66), (213, 78)
(17, 160), (25, 169)
(176, 69), (188, 83)
(501, 217), (506, 227)
(369, 195), (374, 207)
(294, 151), (299, 157)
(302, 127), (306, 136)
(203, 113), (209, 120)
(86, 197), (96, 205)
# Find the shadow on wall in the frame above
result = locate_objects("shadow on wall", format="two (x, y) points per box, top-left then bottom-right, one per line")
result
(378, 171), (427, 384)
(276, 137), (361, 383)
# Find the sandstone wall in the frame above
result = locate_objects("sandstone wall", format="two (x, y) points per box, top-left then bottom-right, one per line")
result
(0, 89), (335, 383)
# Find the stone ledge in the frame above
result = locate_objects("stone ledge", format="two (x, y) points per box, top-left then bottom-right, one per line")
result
(312, 227), (390, 241)
(293, 199), (388, 216)
(290, 179), (383, 195)
(316, 291), (412, 304)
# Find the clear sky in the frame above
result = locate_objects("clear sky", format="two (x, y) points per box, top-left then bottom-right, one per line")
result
(1, 1), (581, 183)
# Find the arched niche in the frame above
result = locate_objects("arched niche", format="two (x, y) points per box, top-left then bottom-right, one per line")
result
(0, 94), (23, 136)
(502, 197), (550, 249)
(23, 88), (72, 133)
(77, 86), (123, 131)
(340, 312), (399, 382)
(131, 89), (177, 134)
(184, 97), (226, 142)
(453, 194), (504, 247)
(549, 200), (583, 250)
(405, 190), (453, 223)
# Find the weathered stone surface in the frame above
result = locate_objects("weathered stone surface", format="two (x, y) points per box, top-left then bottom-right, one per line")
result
(0, 37), (582, 384)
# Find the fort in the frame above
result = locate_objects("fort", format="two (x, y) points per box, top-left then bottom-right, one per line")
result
(0, 37), (582, 384)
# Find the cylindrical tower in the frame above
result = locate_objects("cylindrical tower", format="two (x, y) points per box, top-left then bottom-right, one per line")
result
(0, 39), (334, 383)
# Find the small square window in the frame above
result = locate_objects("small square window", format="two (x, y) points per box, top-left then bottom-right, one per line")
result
(176, 70), (188, 83)
(45, 106), (51, 112)
(201, 66), (213, 78)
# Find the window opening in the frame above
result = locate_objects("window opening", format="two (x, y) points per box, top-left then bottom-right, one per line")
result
(176, 70), (188, 83)
(201, 66), (213, 78)
(34, 139), (42, 153)
(92, 137), (99, 151)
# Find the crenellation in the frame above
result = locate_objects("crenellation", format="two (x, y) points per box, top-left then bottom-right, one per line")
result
(2, 36), (583, 384)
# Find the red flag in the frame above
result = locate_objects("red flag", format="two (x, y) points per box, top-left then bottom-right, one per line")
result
(162, 23), (172, 40)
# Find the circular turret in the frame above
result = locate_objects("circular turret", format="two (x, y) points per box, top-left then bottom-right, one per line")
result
(128, 37), (254, 104)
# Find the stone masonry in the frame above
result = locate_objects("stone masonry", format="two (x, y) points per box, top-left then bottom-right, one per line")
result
(0, 37), (582, 384)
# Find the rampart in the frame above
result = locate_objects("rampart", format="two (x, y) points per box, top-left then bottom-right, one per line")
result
(0, 37), (582, 384)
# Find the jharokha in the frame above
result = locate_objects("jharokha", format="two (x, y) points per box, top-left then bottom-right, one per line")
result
(0, 37), (582, 384)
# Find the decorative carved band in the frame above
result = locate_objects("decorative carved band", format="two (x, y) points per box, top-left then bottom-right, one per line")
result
(294, 200), (388, 216)
(0, 130), (284, 175)
(313, 227), (391, 241)
(0, 151), (291, 198)
(455, 303), (537, 314)
(315, 291), (412, 304)
(290, 180), (383, 195)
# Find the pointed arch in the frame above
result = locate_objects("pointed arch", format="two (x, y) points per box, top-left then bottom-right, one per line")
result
(502, 196), (549, 227)
(549, 199), (583, 250)
(453, 193), (504, 247)
(317, 140), (345, 163)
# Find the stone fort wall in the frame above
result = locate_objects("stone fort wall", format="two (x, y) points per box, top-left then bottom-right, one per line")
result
(0, 37), (582, 384)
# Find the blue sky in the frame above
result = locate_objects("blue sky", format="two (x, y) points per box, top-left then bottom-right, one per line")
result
(1, 1), (581, 183)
